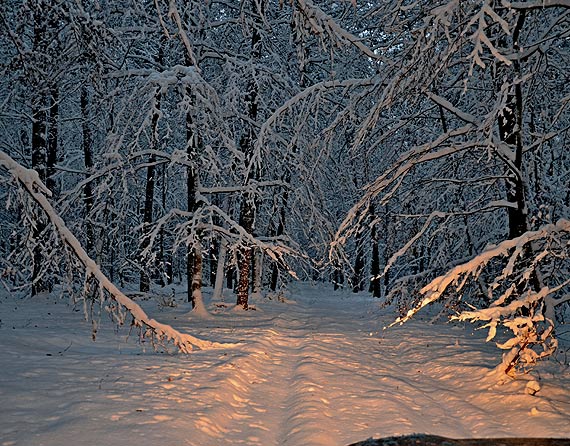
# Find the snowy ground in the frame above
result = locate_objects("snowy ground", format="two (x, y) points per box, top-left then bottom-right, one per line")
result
(1, 283), (569, 446)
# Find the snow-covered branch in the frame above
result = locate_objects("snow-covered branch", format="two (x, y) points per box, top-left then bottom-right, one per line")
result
(426, 92), (480, 126)
(334, 124), (477, 246)
(390, 219), (570, 374)
(0, 151), (234, 353)
(393, 219), (569, 324)
(294, 0), (382, 60)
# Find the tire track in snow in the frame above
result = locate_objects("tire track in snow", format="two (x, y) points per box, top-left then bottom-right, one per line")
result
(184, 301), (343, 445)
(253, 286), (505, 443)
(269, 310), (338, 446)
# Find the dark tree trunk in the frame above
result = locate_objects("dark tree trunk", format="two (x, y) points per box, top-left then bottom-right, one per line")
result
(186, 122), (198, 307)
(185, 112), (204, 307)
(269, 259), (279, 292)
(186, 152), (200, 307)
(31, 93), (48, 297)
(237, 195), (255, 309)
(383, 267), (390, 296)
(369, 205), (381, 298)
(333, 262), (344, 290)
(250, 246), (257, 292)
(352, 230), (365, 293)
(30, 5), (48, 298)
(226, 264), (236, 291)
(208, 194), (222, 287)
(139, 89), (161, 293)
(192, 245), (203, 304)
(497, 12), (542, 303)
(81, 86), (94, 255)
(383, 205), (391, 297)
(159, 163), (173, 285)
(270, 187), (288, 292)
(252, 248), (263, 297)
(236, 247), (252, 310)
(140, 41), (165, 293)
(46, 87), (58, 195)
(236, 2), (263, 309)
(498, 90), (527, 240)
(210, 237), (219, 287)
(31, 99), (47, 183)
(183, 39), (203, 307)
(497, 11), (528, 240)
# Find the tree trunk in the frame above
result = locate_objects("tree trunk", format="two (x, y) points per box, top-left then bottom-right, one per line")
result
(31, 4), (48, 296)
(252, 248), (264, 299)
(369, 205), (381, 298)
(191, 244), (207, 314)
(186, 150), (199, 307)
(382, 205), (391, 298)
(31, 93), (48, 297)
(237, 196), (255, 309)
(175, 9), (208, 309)
(226, 264), (236, 291)
(158, 163), (173, 285)
(212, 241), (227, 301)
(46, 87), (58, 195)
(352, 230), (365, 293)
(270, 260), (279, 292)
(139, 89), (161, 293)
(497, 11), (528, 240)
(185, 112), (206, 310)
(270, 187), (288, 292)
(236, 1), (263, 309)
(333, 262), (344, 290)
(81, 86), (94, 255)
(139, 164), (156, 293)
(209, 237), (219, 287)
(236, 247), (252, 309)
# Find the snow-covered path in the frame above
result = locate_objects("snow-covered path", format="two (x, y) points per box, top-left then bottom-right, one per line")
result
(1, 283), (569, 446)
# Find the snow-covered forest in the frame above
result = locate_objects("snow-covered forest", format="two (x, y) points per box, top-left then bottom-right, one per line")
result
(0, 0), (569, 443)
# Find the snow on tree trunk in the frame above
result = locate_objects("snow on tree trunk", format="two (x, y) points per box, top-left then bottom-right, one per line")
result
(190, 244), (209, 318)
(212, 241), (227, 301)
(252, 248), (264, 300)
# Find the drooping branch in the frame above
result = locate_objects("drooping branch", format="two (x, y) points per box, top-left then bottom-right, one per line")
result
(387, 218), (569, 373)
(0, 151), (236, 353)
(333, 124), (477, 248)
(391, 219), (570, 326)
